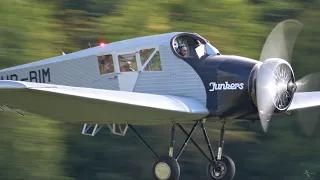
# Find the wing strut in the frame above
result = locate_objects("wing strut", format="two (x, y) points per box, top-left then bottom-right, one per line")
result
(81, 123), (129, 136)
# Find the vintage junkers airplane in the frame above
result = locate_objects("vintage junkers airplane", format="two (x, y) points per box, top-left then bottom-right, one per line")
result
(0, 19), (319, 180)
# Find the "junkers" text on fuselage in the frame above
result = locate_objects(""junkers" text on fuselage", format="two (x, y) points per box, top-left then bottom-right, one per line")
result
(209, 81), (244, 91)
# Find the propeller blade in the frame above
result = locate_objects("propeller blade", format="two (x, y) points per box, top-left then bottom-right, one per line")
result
(288, 92), (320, 111)
(294, 107), (319, 136)
(296, 72), (320, 92)
(290, 73), (320, 136)
(256, 59), (284, 132)
(287, 91), (320, 135)
(256, 19), (302, 133)
(257, 19), (320, 135)
(259, 19), (303, 64)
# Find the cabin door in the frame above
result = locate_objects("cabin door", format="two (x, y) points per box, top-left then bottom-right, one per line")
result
(117, 53), (140, 92)
(117, 72), (139, 92)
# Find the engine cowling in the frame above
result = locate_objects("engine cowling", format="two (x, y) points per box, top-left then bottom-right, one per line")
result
(248, 58), (296, 114)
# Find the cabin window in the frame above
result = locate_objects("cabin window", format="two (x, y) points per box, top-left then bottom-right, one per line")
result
(97, 54), (114, 74)
(140, 48), (155, 65)
(118, 53), (138, 72)
(143, 51), (161, 71)
(140, 48), (162, 71)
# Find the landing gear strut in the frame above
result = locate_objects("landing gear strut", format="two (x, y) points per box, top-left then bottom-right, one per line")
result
(128, 119), (235, 180)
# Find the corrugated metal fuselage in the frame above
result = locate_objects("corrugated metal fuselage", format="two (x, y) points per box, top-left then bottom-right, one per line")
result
(0, 33), (261, 122)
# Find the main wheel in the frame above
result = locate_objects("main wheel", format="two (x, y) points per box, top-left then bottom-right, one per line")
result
(207, 155), (235, 180)
(152, 155), (180, 180)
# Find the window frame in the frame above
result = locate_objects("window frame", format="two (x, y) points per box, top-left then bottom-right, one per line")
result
(100, 46), (163, 74)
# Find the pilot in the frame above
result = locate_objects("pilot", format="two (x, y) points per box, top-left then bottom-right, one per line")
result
(120, 62), (134, 72)
(178, 45), (188, 57)
(120, 66), (126, 72)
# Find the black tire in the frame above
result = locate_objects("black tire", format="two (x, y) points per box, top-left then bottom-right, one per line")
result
(152, 155), (180, 180)
(207, 155), (235, 180)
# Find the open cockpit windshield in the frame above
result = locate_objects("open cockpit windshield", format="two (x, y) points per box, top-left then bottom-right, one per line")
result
(171, 33), (220, 60)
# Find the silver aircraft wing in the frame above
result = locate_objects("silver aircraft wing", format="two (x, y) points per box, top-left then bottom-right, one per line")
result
(0, 80), (209, 124)
(287, 92), (320, 111)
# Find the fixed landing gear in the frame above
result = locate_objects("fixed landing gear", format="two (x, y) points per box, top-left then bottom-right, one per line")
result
(207, 155), (235, 180)
(128, 119), (236, 180)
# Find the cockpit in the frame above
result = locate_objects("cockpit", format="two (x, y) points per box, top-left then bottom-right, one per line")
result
(171, 33), (220, 60)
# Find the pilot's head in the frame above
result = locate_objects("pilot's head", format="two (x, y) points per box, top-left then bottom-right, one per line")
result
(180, 46), (187, 57)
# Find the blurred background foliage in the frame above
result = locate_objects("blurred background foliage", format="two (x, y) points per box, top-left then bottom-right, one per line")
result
(0, 0), (320, 179)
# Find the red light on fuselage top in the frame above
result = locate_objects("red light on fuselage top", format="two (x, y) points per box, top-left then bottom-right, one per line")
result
(100, 42), (105, 46)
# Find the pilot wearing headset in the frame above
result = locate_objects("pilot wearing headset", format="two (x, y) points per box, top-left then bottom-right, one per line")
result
(178, 45), (188, 57)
